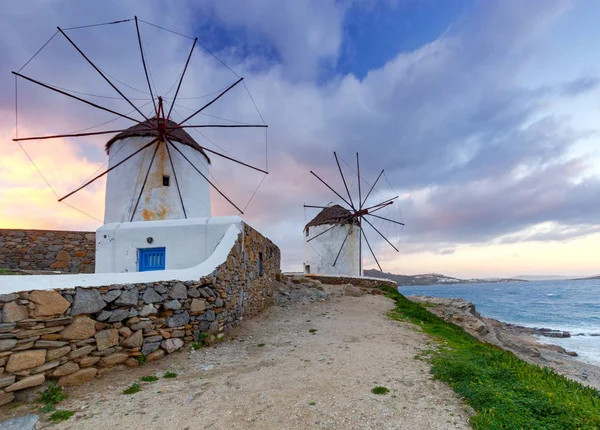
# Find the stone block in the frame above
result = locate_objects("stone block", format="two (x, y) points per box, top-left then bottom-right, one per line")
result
(5, 373), (45, 392)
(190, 299), (206, 314)
(71, 288), (105, 315)
(5, 350), (46, 373)
(0, 391), (14, 406)
(78, 356), (100, 368)
(107, 309), (130, 323)
(2, 302), (28, 323)
(121, 330), (143, 348)
(52, 362), (79, 377)
(115, 289), (138, 306)
(55, 250), (71, 262)
(163, 300), (182, 311)
(60, 316), (96, 340)
(57, 368), (97, 386)
(160, 338), (183, 354)
(142, 288), (162, 304)
(46, 346), (71, 361)
(166, 311), (190, 328)
(98, 353), (128, 367)
(95, 329), (118, 351)
(28, 290), (70, 317)
(169, 282), (187, 299)
(146, 349), (165, 362)
(0, 339), (17, 352)
(0, 375), (16, 389)
(139, 304), (157, 316)
(69, 345), (95, 359)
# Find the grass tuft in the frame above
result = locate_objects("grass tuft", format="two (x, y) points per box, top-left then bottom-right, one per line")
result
(49, 410), (75, 422)
(39, 404), (56, 414)
(163, 371), (177, 379)
(308, 401), (316, 406)
(378, 285), (600, 430)
(136, 354), (147, 366)
(122, 383), (141, 395)
(258, 343), (266, 347)
(140, 375), (159, 382)
(371, 386), (389, 395)
(308, 329), (317, 334)
(37, 383), (67, 405)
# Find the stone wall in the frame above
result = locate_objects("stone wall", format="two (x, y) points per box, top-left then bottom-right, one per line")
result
(299, 274), (397, 290)
(0, 223), (280, 405)
(0, 229), (96, 273)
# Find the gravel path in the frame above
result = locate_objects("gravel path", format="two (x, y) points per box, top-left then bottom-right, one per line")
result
(40, 295), (471, 429)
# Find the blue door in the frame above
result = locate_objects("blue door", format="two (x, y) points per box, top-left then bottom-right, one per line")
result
(138, 247), (166, 272)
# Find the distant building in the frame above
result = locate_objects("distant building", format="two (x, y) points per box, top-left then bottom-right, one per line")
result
(303, 204), (362, 277)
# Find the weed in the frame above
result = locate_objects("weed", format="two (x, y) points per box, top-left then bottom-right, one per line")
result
(39, 404), (56, 414)
(308, 401), (316, 406)
(122, 383), (141, 395)
(163, 371), (177, 379)
(37, 383), (67, 405)
(258, 343), (266, 347)
(140, 375), (159, 382)
(371, 386), (389, 395)
(378, 285), (600, 429)
(136, 354), (147, 366)
(190, 342), (202, 350)
(198, 332), (210, 344)
(49, 410), (75, 422)
(308, 329), (317, 334)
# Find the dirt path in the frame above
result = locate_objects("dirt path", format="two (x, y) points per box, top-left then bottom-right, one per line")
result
(39, 295), (470, 429)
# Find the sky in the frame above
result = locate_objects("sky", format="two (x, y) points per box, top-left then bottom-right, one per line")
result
(2, 0), (600, 279)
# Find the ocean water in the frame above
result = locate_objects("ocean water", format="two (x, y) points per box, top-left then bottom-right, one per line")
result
(398, 279), (600, 365)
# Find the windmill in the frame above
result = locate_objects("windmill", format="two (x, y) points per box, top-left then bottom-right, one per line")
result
(303, 152), (404, 276)
(12, 16), (268, 223)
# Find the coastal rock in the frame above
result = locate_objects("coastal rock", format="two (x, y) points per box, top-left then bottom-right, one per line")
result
(71, 288), (105, 315)
(28, 291), (70, 316)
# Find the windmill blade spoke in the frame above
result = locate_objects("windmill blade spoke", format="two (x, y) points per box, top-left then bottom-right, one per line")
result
(306, 223), (338, 243)
(134, 16), (157, 115)
(13, 128), (154, 142)
(58, 137), (159, 202)
(164, 131), (268, 174)
(166, 36), (198, 121)
(333, 227), (351, 267)
(166, 137), (244, 214)
(310, 171), (353, 208)
(364, 196), (398, 212)
(356, 153), (362, 210)
(179, 77), (244, 126)
(165, 142), (187, 218)
(368, 201), (394, 215)
(361, 169), (384, 208)
(366, 213), (405, 226)
(334, 151), (355, 210)
(303, 204), (328, 209)
(361, 227), (382, 272)
(12, 71), (144, 125)
(363, 217), (399, 252)
(168, 124), (268, 129)
(57, 27), (150, 122)
(129, 142), (162, 221)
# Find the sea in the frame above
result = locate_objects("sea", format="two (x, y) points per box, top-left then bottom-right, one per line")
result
(398, 279), (600, 365)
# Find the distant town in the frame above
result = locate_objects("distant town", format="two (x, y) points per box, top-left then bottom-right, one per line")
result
(364, 269), (528, 286)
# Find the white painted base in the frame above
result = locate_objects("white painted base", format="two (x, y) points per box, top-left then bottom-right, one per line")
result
(303, 224), (362, 277)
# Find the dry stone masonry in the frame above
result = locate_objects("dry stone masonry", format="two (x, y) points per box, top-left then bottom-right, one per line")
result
(0, 223), (279, 405)
(0, 229), (95, 273)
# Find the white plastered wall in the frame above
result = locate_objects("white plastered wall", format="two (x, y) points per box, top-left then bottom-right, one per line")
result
(303, 223), (362, 277)
(95, 216), (242, 273)
(104, 136), (211, 223)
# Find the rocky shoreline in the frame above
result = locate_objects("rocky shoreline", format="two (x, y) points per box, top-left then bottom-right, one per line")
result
(408, 295), (600, 391)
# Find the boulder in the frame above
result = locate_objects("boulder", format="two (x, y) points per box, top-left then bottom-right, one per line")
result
(71, 288), (105, 315)
(0, 414), (39, 429)
(28, 291), (70, 317)
(5, 350), (46, 372)
(58, 368), (97, 386)
(60, 316), (96, 340)
(344, 286), (363, 297)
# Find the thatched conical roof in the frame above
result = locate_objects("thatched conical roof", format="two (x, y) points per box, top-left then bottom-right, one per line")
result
(305, 204), (358, 231)
(105, 117), (210, 163)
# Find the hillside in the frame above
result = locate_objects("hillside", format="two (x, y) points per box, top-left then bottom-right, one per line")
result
(365, 269), (527, 286)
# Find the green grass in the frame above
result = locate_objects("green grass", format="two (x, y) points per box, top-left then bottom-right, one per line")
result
(371, 386), (389, 395)
(136, 354), (147, 366)
(122, 383), (141, 395)
(163, 371), (177, 379)
(39, 404), (56, 413)
(378, 285), (600, 430)
(37, 383), (67, 405)
(258, 343), (266, 347)
(308, 329), (317, 334)
(49, 410), (75, 422)
(308, 401), (316, 406)
(140, 375), (159, 382)
(190, 341), (202, 350)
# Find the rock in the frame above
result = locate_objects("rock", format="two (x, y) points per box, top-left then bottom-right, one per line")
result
(0, 391), (14, 406)
(6, 350), (46, 372)
(199, 364), (214, 371)
(215, 298), (224, 307)
(0, 323), (16, 332)
(95, 329), (119, 351)
(125, 358), (139, 367)
(34, 340), (68, 348)
(166, 311), (190, 328)
(5, 374), (45, 392)
(128, 308), (138, 317)
(169, 283), (188, 299)
(119, 327), (132, 338)
(79, 356), (100, 368)
(0, 414), (39, 429)
(0, 294), (19, 303)
(2, 302), (28, 322)
(187, 287), (200, 298)
(144, 336), (163, 343)
(163, 300), (182, 311)
(121, 330), (143, 348)
(101, 290), (121, 303)
(28, 291), (70, 317)
(115, 289), (138, 306)
(142, 288), (162, 304)
(30, 360), (60, 374)
(46, 346), (71, 361)
(344, 286), (363, 297)
(0, 375), (16, 389)
(0, 339), (17, 352)
(141, 342), (160, 355)
(58, 368), (97, 386)
(96, 310), (112, 322)
(69, 345), (95, 359)
(197, 288), (211, 299)
(91, 347), (116, 357)
(190, 299), (206, 314)
(161, 338), (184, 354)
(208, 321), (218, 333)
(130, 321), (152, 331)
(146, 349), (165, 362)
(139, 304), (158, 317)
(61, 316), (96, 340)
(71, 288), (105, 315)
(98, 353), (128, 367)
(202, 310), (216, 322)
(107, 309), (130, 323)
(52, 362), (79, 377)
(153, 285), (168, 294)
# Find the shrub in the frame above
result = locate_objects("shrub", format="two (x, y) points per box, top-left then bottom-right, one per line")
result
(37, 383), (67, 405)
(163, 371), (177, 379)
(371, 386), (389, 395)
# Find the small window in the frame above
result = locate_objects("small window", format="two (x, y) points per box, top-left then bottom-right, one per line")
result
(138, 247), (166, 272)
(162, 175), (170, 186)
(305, 264), (310, 274)
(305, 227), (309, 237)
(258, 252), (263, 277)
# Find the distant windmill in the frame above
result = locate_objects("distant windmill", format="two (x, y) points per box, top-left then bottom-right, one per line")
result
(303, 152), (404, 276)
